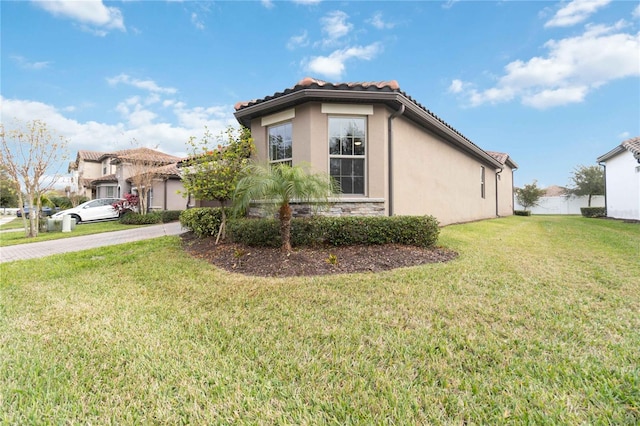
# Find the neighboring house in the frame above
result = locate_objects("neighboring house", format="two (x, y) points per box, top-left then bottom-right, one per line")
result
(597, 136), (640, 220)
(234, 77), (517, 225)
(69, 147), (186, 211)
(514, 185), (605, 214)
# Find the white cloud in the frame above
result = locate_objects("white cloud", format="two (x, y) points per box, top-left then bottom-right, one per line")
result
(0, 95), (236, 165)
(32, 0), (125, 34)
(304, 43), (382, 80)
(293, 0), (322, 5)
(287, 30), (309, 50)
(107, 74), (178, 95)
(633, 4), (640, 19)
(320, 11), (352, 47)
(618, 131), (630, 139)
(10, 55), (51, 70)
(191, 12), (205, 30)
(451, 22), (640, 109)
(442, 0), (460, 10)
(545, 0), (611, 28)
(368, 12), (395, 30)
(261, 0), (274, 9)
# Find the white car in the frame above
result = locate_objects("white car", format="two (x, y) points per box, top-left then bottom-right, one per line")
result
(52, 198), (124, 223)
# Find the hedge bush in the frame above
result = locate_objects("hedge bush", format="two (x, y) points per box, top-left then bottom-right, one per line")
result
(159, 210), (182, 223)
(226, 215), (440, 248)
(179, 207), (223, 238)
(119, 211), (162, 225)
(514, 210), (531, 216)
(580, 207), (606, 218)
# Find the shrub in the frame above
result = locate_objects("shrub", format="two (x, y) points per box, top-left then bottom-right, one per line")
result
(119, 211), (162, 225)
(226, 215), (440, 248)
(580, 207), (606, 218)
(159, 210), (182, 223)
(179, 208), (223, 238)
(514, 210), (531, 216)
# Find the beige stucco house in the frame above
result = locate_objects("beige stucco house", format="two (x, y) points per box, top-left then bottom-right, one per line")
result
(69, 147), (186, 211)
(234, 77), (517, 225)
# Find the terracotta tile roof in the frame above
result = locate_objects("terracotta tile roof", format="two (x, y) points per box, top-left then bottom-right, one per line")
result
(234, 77), (509, 169)
(77, 150), (108, 162)
(152, 163), (181, 177)
(234, 77), (401, 111)
(486, 151), (518, 169)
(543, 185), (567, 197)
(91, 174), (117, 184)
(597, 135), (640, 162)
(622, 136), (640, 157)
(107, 147), (181, 164)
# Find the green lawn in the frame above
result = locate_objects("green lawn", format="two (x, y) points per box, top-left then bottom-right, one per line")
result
(1, 216), (638, 424)
(0, 220), (147, 247)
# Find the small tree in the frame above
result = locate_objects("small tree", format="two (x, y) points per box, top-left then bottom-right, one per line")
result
(0, 120), (68, 237)
(515, 180), (546, 212)
(181, 126), (254, 243)
(0, 166), (19, 208)
(566, 165), (604, 207)
(233, 162), (339, 253)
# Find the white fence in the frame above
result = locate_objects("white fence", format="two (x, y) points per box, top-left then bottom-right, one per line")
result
(1, 208), (19, 215)
(515, 195), (605, 215)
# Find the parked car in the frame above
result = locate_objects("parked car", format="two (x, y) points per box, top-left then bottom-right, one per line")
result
(51, 198), (124, 223)
(16, 206), (58, 218)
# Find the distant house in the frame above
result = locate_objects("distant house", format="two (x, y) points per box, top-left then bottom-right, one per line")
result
(597, 136), (640, 220)
(514, 185), (605, 215)
(69, 147), (186, 211)
(233, 77), (517, 225)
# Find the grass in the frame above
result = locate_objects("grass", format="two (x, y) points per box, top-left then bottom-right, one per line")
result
(1, 216), (638, 424)
(0, 217), (26, 230)
(0, 220), (147, 247)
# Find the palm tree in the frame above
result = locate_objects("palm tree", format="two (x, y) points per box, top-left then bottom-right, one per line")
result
(233, 162), (338, 252)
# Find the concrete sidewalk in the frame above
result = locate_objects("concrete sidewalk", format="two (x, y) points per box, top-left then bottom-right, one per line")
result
(0, 221), (186, 263)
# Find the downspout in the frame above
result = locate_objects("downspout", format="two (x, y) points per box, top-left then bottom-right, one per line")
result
(164, 177), (168, 210)
(495, 167), (503, 217)
(387, 104), (405, 216)
(598, 161), (606, 216)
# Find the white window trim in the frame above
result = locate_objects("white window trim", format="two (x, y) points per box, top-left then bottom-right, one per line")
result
(328, 115), (367, 197)
(261, 109), (295, 127)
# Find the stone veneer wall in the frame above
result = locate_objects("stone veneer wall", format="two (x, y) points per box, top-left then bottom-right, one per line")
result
(247, 199), (386, 218)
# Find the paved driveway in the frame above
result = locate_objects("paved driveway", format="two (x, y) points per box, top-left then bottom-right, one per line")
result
(0, 222), (186, 263)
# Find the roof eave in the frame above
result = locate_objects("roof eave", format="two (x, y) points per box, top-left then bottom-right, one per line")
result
(235, 90), (502, 168)
(597, 145), (625, 162)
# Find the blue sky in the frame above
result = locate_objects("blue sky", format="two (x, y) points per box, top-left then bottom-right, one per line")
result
(2, 0), (639, 189)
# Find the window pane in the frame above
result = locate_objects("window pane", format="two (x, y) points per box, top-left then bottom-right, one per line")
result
(330, 158), (341, 175)
(353, 159), (364, 176)
(340, 177), (352, 194)
(269, 123), (292, 162)
(341, 158), (353, 175)
(353, 177), (364, 195)
(329, 137), (340, 155)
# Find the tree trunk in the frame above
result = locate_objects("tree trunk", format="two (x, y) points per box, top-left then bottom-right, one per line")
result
(588, 194), (592, 207)
(215, 204), (226, 245)
(279, 202), (292, 253)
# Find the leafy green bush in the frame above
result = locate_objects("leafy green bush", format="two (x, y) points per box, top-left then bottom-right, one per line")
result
(119, 211), (162, 225)
(580, 207), (606, 218)
(160, 210), (182, 223)
(227, 215), (440, 248)
(514, 210), (531, 216)
(179, 208), (223, 238)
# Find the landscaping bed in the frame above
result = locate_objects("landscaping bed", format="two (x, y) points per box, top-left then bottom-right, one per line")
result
(181, 232), (458, 277)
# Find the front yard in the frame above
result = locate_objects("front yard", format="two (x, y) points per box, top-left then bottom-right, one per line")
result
(1, 216), (638, 423)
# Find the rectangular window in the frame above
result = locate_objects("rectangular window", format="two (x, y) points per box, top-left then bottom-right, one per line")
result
(329, 117), (366, 195)
(481, 166), (486, 199)
(268, 122), (292, 166)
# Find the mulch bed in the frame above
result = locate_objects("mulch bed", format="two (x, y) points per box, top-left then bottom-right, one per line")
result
(180, 232), (458, 277)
